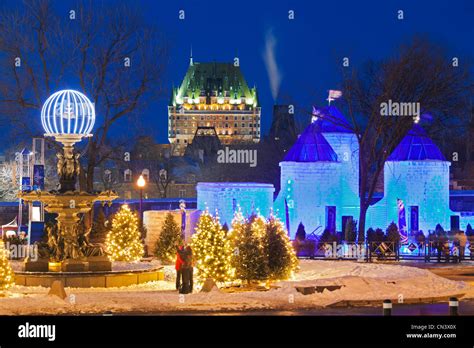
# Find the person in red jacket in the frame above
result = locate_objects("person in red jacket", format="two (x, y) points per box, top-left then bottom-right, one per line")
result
(175, 244), (184, 291)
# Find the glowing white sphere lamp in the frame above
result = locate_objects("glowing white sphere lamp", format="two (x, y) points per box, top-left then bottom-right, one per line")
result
(41, 89), (95, 146)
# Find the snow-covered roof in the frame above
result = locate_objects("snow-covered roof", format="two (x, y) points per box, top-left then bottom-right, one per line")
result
(387, 125), (446, 161)
(313, 105), (353, 133)
(283, 122), (338, 162)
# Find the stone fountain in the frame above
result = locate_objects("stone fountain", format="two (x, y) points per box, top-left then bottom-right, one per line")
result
(19, 90), (118, 272)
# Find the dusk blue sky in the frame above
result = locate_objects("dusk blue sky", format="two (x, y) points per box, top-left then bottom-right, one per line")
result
(1, 0), (473, 147)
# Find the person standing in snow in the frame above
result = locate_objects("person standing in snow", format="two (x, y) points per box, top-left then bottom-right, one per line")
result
(175, 244), (184, 291)
(180, 245), (194, 294)
(458, 231), (467, 262)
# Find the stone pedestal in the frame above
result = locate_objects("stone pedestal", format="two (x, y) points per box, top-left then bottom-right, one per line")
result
(23, 258), (49, 272)
(61, 259), (88, 272)
(86, 256), (112, 272)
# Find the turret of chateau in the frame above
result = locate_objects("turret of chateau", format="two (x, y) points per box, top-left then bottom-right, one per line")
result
(168, 57), (261, 154)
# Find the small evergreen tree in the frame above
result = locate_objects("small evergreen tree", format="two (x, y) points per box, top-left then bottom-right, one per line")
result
(375, 228), (385, 242)
(154, 213), (182, 264)
(319, 228), (337, 248)
(386, 222), (400, 244)
(0, 241), (14, 290)
(191, 210), (233, 283)
(344, 219), (357, 242)
(295, 222), (306, 241)
(266, 215), (298, 280)
(229, 212), (268, 284)
(435, 224), (445, 234)
(366, 228), (375, 242)
(105, 205), (144, 262)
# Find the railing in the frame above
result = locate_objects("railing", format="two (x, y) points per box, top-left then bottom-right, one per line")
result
(295, 240), (471, 263)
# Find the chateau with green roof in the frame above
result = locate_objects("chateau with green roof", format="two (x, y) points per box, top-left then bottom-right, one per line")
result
(168, 57), (261, 154)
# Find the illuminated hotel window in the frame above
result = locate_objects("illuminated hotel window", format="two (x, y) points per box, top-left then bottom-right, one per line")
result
(124, 169), (132, 182)
(142, 169), (150, 181)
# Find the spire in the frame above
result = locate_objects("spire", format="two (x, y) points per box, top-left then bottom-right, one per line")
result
(190, 46), (193, 66)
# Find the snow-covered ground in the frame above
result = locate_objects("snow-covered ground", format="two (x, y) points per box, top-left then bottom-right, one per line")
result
(0, 260), (471, 315)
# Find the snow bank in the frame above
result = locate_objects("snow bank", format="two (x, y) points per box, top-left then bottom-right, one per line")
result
(0, 260), (469, 315)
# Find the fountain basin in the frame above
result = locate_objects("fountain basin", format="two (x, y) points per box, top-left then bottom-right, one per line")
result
(13, 266), (164, 288)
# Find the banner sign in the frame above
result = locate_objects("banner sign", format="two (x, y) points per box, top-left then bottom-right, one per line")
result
(33, 165), (45, 190)
(397, 198), (408, 244)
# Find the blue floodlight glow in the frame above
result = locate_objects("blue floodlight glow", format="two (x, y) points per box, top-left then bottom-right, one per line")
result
(41, 89), (95, 136)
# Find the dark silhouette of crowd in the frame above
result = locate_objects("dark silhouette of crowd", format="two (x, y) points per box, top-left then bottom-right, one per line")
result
(419, 228), (468, 263)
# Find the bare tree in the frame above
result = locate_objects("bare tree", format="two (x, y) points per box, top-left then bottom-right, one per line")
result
(0, 0), (168, 192)
(0, 161), (18, 201)
(323, 38), (471, 237)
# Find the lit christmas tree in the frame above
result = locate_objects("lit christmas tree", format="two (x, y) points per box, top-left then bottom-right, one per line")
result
(0, 241), (14, 290)
(191, 210), (233, 284)
(266, 215), (298, 280)
(229, 212), (269, 285)
(105, 205), (144, 262)
(154, 213), (182, 264)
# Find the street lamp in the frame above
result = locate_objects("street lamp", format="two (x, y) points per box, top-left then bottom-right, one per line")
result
(41, 89), (95, 192)
(137, 175), (146, 221)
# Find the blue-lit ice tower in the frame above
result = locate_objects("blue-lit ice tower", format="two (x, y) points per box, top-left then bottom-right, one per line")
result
(382, 125), (451, 233)
(274, 106), (361, 238)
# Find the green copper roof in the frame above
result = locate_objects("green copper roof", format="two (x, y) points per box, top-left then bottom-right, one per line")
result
(170, 61), (258, 106)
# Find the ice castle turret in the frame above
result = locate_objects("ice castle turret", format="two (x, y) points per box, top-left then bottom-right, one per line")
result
(372, 125), (452, 233)
(274, 119), (340, 238)
(316, 106), (360, 221)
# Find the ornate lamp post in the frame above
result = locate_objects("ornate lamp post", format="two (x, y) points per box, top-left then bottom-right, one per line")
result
(19, 89), (117, 271)
(41, 89), (95, 192)
(179, 199), (186, 240)
(137, 174), (146, 222)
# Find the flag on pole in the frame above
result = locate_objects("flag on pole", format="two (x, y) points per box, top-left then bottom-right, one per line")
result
(327, 90), (342, 105)
(397, 198), (408, 244)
